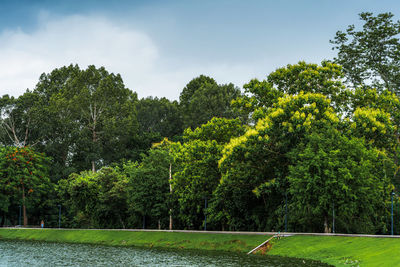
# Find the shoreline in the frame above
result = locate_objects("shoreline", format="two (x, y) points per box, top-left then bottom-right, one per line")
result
(1, 228), (400, 266)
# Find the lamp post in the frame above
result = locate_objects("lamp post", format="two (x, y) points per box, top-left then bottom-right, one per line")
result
(391, 192), (395, 236)
(58, 204), (61, 229)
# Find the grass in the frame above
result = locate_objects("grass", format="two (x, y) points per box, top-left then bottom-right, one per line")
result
(267, 235), (400, 266)
(1, 229), (399, 266)
(0, 229), (269, 253)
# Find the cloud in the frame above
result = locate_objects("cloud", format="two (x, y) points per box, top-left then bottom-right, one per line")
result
(0, 14), (270, 100)
(0, 15), (159, 97)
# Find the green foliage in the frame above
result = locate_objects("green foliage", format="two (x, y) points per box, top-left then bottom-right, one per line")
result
(172, 118), (246, 230)
(179, 75), (241, 129)
(233, 61), (349, 122)
(232, 79), (283, 122)
(172, 140), (221, 229)
(288, 131), (392, 233)
(331, 12), (400, 94)
(217, 88), (396, 233)
(0, 146), (52, 225)
(124, 148), (172, 229)
(1, 27), (400, 235)
(57, 167), (128, 228)
(49, 65), (139, 172)
(217, 93), (339, 231)
(136, 96), (183, 140)
(183, 117), (245, 143)
(0, 64), (140, 181)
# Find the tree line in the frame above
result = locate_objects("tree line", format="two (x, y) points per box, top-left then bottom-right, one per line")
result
(1, 12), (400, 234)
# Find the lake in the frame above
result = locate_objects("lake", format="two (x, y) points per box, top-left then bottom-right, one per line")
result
(0, 240), (331, 266)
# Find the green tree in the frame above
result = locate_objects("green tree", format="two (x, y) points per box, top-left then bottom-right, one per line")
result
(29, 65), (83, 180)
(288, 130), (392, 233)
(1, 146), (51, 226)
(0, 93), (43, 148)
(124, 148), (172, 229)
(135, 96), (183, 154)
(172, 118), (245, 229)
(57, 167), (128, 228)
(217, 93), (340, 231)
(179, 75), (241, 129)
(46, 65), (139, 173)
(349, 88), (400, 187)
(331, 12), (400, 94)
(232, 61), (349, 122)
(0, 64), (140, 180)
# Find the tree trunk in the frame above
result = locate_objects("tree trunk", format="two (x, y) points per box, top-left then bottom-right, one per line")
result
(324, 216), (330, 233)
(22, 185), (27, 227)
(169, 163), (173, 230)
(92, 129), (97, 173)
(118, 214), (125, 229)
(91, 161), (96, 173)
(158, 219), (161, 230)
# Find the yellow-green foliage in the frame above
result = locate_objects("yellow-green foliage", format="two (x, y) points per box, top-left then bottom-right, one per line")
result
(219, 92), (337, 169)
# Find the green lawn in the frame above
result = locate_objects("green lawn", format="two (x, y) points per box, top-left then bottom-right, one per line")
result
(0, 229), (269, 253)
(268, 235), (400, 267)
(1, 229), (398, 266)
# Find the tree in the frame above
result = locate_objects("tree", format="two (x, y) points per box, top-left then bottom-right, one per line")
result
(57, 167), (129, 228)
(0, 93), (43, 148)
(288, 130), (392, 233)
(179, 75), (241, 129)
(0, 64), (140, 180)
(124, 148), (172, 229)
(217, 93), (339, 231)
(331, 12), (400, 94)
(349, 88), (400, 187)
(136, 96), (183, 146)
(46, 65), (139, 173)
(28, 65), (83, 180)
(232, 61), (349, 122)
(1, 146), (51, 226)
(172, 118), (245, 229)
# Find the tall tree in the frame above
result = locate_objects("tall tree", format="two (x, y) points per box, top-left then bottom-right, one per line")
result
(331, 12), (400, 94)
(179, 75), (241, 129)
(45, 65), (139, 173)
(124, 148), (172, 229)
(136, 96), (183, 141)
(1, 146), (51, 226)
(172, 118), (245, 230)
(288, 130), (392, 233)
(232, 61), (349, 122)
(0, 93), (42, 148)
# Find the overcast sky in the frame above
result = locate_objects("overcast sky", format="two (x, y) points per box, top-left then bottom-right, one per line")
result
(0, 0), (399, 100)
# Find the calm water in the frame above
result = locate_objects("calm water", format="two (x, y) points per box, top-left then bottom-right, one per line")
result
(0, 240), (331, 266)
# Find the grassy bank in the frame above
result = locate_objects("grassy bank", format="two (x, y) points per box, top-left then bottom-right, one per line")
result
(1, 229), (398, 266)
(0, 229), (269, 253)
(267, 235), (400, 267)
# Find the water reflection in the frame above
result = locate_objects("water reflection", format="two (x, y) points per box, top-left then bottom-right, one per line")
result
(0, 240), (331, 266)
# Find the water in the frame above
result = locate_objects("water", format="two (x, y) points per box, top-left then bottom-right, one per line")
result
(0, 240), (331, 266)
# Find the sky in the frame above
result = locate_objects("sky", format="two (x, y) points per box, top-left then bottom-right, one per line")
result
(0, 0), (399, 100)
